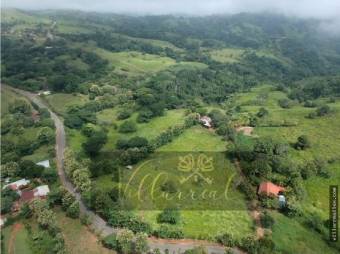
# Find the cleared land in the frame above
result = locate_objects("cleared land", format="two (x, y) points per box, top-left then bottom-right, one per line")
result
(43, 93), (89, 116)
(55, 209), (116, 254)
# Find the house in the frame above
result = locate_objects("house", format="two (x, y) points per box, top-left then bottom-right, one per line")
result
(20, 185), (50, 203)
(199, 116), (212, 128)
(2, 179), (30, 191)
(36, 160), (50, 168)
(38, 91), (51, 96)
(258, 181), (285, 197)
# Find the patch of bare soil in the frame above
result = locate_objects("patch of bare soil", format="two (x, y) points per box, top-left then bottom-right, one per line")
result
(8, 223), (23, 254)
(236, 126), (254, 136)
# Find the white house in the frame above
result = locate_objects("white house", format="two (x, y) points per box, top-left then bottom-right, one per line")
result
(199, 116), (212, 128)
(36, 160), (50, 168)
(34, 185), (50, 197)
(2, 179), (30, 190)
(38, 91), (51, 96)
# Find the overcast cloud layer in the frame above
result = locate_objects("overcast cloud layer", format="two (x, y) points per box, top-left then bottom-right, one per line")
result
(3, 0), (340, 19)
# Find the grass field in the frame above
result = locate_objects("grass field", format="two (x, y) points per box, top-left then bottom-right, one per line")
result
(207, 48), (245, 63)
(233, 85), (340, 251)
(302, 161), (340, 218)
(94, 49), (176, 75)
(43, 93), (89, 115)
(55, 209), (116, 254)
(233, 85), (340, 163)
(1, 86), (30, 115)
(102, 109), (186, 150)
(1, 223), (33, 254)
(270, 211), (338, 254)
(158, 126), (227, 152)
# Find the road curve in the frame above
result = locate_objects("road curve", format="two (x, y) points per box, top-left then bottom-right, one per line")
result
(7, 85), (245, 254)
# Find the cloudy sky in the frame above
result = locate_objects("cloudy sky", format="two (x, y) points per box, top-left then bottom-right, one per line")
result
(3, 0), (340, 19)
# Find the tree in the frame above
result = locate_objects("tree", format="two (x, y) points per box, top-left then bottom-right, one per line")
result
(117, 229), (134, 254)
(135, 232), (149, 254)
(278, 99), (292, 109)
(72, 169), (92, 193)
(82, 130), (107, 156)
(19, 160), (44, 178)
(20, 203), (32, 218)
(316, 105), (331, 116)
(37, 127), (54, 144)
(117, 109), (132, 120)
(260, 211), (275, 228)
(295, 135), (311, 150)
(66, 201), (80, 218)
(9, 99), (31, 114)
(257, 107), (269, 118)
(81, 123), (96, 137)
(119, 121), (137, 133)
(1, 162), (19, 177)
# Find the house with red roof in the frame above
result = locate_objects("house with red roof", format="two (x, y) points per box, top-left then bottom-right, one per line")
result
(258, 181), (285, 197)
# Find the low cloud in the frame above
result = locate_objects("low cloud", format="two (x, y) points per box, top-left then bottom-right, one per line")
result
(3, 0), (340, 20)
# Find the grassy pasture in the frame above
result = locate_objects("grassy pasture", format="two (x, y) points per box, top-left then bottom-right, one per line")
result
(94, 49), (176, 75)
(101, 109), (186, 150)
(158, 126), (227, 152)
(1, 223), (33, 254)
(43, 93), (89, 115)
(302, 161), (340, 218)
(1, 86), (30, 115)
(55, 209), (116, 254)
(208, 48), (245, 63)
(271, 211), (338, 254)
(233, 85), (340, 163)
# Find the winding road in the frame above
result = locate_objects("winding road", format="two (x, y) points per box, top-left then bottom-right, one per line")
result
(7, 85), (246, 254)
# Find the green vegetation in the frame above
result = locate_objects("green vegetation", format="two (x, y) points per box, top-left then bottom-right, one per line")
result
(2, 8), (340, 253)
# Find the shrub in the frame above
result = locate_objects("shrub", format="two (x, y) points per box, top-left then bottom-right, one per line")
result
(117, 109), (132, 120)
(66, 201), (80, 219)
(153, 225), (184, 239)
(119, 120), (137, 133)
(278, 99), (293, 109)
(257, 107), (269, 118)
(316, 105), (331, 116)
(216, 233), (237, 247)
(160, 180), (177, 194)
(157, 209), (181, 225)
(260, 211), (275, 228)
(103, 233), (119, 250)
(294, 135), (311, 150)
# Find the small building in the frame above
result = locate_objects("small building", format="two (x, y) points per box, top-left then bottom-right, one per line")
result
(278, 194), (286, 208)
(34, 185), (50, 197)
(199, 116), (212, 128)
(20, 185), (50, 203)
(38, 91), (51, 96)
(2, 179), (30, 191)
(36, 160), (50, 168)
(258, 181), (285, 197)
(126, 165), (133, 170)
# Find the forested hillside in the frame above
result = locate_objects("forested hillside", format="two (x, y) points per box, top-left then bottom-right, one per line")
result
(1, 8), (340, 254)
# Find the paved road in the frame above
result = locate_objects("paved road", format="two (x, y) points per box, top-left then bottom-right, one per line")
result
(7, 86), (245, 254)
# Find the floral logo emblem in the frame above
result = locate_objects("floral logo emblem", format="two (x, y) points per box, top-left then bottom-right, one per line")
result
(177, 154), (214, 184)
